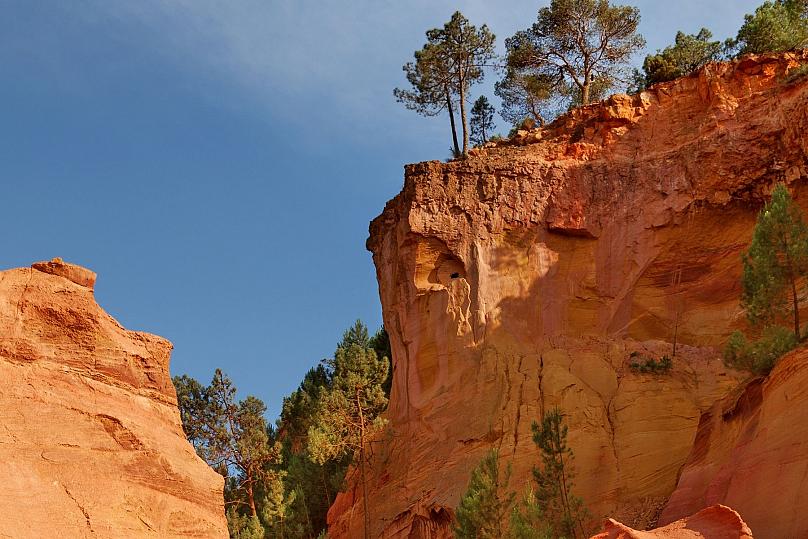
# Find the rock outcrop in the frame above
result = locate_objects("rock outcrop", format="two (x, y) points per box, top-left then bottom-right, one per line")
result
(660, 346), (808, 538)
(329, 52), (808, 537)
(592, 505), (753, 539)
(0, 259), (227, 538)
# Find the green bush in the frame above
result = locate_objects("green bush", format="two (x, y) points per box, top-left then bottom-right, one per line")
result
(628, 353), (673, 374)
(723, 326), (797, 375)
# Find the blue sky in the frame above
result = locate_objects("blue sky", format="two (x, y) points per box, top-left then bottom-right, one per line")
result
(1, 0), (761, 418)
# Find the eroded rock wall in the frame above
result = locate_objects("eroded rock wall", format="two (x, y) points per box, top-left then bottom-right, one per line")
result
(330, 52), (808, 537)
(0, 259), (227, 538)
(660, 346), (808, 538)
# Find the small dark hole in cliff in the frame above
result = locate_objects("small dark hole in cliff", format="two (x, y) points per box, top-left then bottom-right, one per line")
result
(450, 272), (459, 279)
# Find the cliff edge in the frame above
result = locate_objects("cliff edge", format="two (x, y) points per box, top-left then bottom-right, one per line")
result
(330, 52), (808, 537)
(0, 259), (228, 538)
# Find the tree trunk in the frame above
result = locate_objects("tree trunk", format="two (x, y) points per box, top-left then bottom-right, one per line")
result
(246, 473), (257, 517)
(459, 78), (468, 156)
(446, 89), (460, 158)
(582, 71), (591, 106)
(792, 276), (801, 341)
(357, 389), (370, 539)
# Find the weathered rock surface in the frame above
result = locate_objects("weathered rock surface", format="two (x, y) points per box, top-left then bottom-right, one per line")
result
(660, 346), (808, 538)
(0, 259), (227, 538)
(329, 52), (808, 537)
(592, 505), (753, 538)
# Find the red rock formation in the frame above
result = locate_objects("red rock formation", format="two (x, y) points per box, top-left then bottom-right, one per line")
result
(329, 52), (808, 537)
(660, 346), (808, 538)
(0, 259), (227, 538)
(592, 505), (753, 539)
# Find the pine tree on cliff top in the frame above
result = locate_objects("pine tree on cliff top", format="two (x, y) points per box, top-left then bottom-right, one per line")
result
(500, 0), (645, 124)
(395, 11), (496, 158)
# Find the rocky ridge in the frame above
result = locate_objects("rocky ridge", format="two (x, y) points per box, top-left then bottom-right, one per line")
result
(328, 51), (808, 537)
(0, 259), (227, 538)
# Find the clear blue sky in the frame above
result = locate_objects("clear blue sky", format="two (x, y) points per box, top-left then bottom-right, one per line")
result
(1, 0), (761, 419)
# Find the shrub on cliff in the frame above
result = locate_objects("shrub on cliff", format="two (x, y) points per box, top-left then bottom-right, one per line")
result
(728, 0), (808, 56)
(628, 352), (673, 374)
(633, 28), (722, 89)
(723, 326), (797, 375)
(454, 449), (515, 538)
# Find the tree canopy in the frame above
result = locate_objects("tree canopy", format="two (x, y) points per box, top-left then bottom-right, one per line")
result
(729, 0), (808, 55)
(174, 319), (390, 538)
(636, 29), (722, 88)
(501, 0), (645, 122)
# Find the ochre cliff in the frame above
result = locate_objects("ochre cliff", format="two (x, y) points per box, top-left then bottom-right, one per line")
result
(660, 346), (808, 538)
(592, 505), (753, 539)
(0, 259), (227, 538)
(329, 52), (808, 537)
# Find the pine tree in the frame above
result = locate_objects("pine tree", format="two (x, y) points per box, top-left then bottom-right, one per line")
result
(529, 408), (589, 539)
(470, 96), (496, 146)
(454, 449), (514, 538)
(173, 370), (281, 520)
(395, 11), (496, 157)
(509, 487), (554, 539)
(308, 342), (389, 539)
(502, 0), (645, 110)
(728, 0), (808, 56)
(741, 183), (808, 341)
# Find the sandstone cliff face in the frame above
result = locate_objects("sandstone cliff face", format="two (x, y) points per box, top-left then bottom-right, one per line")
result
(329, 52), (808, 537)
(660, 346), (808, 538)
(0, 259), (227, 538)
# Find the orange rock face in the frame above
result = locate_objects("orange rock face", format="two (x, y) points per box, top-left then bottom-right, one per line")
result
(592, 504), (753, 539)
(0, 259), (227, 538)
(660, 346), (808, 538)
(329, 53), (808, 537)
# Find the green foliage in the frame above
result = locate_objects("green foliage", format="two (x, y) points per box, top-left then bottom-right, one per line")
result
(724, 183), (808, 376)
(454, 449), (514, 538)
(173, 370), (281, 518)
(369, 326), (393, 398)
(530, 408), (589, 539)
(723, 326), (797, 375)
(227, 511), (266, 539)
(308, 326), (389, 539)
(509, 487), (554, 539)
(395, 11), (496, 157)
(495, 68), (557, 126)
(501, 0), (645, 121)
(470, 96), (496, 146)
(628, 352), (673, 374)
(741, 183), (808, 340)
(728, 0), (808, 55)
(637, 29), (722, 88)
